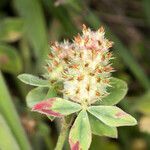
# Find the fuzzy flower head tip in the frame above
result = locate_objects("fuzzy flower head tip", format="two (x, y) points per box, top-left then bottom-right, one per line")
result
(45, 25), (114, 106)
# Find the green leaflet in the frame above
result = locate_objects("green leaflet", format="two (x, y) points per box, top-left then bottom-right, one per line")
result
(0, 114), (19, 150)
(26, 87), (57, 120)
(45, 88), (57, 121)
(32, 98), (81, 117)
(69, 110), (91, 150)
(18, 74), (50, 87)
(90, 137), (119, 150)
(88, 113), (118, 138)
(26, 86), (57, 108)
(26, 87), (49, 108)
(0, 44), (22, 74)
(88, 106), (137, 127)
(0, 18), (24, 42)
(51, 99), (81, 116)
(96, 77), (128, 105)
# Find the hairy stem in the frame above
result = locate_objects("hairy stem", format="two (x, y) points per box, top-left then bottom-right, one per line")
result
(55, 116), (75, 150)
(55, 118), (68, 150)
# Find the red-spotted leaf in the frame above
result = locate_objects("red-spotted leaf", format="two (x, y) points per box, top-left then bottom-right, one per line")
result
(26, 87), (57, 108)
(88, 113), (118, 138)
(45, 88), (57, 121)
(88, 106), (137, 127)
(26, 87), (57, 121)
(32, 98), (81, 117)
(69, 110), (91, 150)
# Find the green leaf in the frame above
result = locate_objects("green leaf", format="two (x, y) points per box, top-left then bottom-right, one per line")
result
(0, 71), (31, 150)
(96, 77), (128, 105)
(88, 113), (118, 138)
(69, 110), (91, 150)
(26, 87), (49, 108)
(26, 87), (57, 120)
(88, 106), (137, 127)
(90, 137), (119, 150)
(26, 86), (57, 107)
(0, 44), (22, 74)
(0, 114), (20, 150)
(32, 98), (81, 117)
(18, 74), (50, 87)
(45, 88), (57, 121)
(0, 18), (24, 42)
(45, 87), (57, 98)
(14, 0), (48, 64)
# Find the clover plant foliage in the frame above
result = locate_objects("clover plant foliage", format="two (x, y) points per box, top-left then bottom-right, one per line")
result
(18, 25), (137, 150)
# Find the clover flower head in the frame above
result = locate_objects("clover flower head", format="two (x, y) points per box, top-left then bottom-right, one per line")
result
(46, 25), (114, 105)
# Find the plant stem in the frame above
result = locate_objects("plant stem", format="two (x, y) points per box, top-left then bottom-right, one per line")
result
(55, 117), (69, 150)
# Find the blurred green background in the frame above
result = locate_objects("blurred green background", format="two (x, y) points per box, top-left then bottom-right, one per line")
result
(0, 0), (150, 150)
